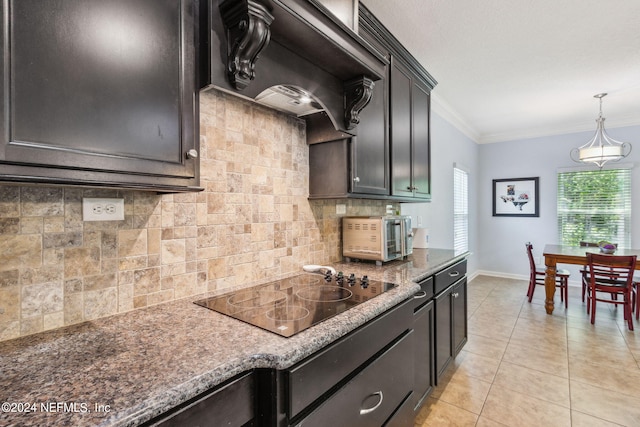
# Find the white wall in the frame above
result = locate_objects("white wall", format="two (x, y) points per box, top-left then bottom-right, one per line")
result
(477, 124), (640, 282)
(402, 111), (480, 275)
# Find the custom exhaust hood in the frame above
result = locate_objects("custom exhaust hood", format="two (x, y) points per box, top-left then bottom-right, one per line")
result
(200, 0), (387, 143)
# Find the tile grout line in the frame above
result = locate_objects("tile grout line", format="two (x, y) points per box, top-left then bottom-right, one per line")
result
(474, 291), (527, 426)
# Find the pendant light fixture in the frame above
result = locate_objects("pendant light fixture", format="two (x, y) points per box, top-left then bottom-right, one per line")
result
(570, 93), (632, 168)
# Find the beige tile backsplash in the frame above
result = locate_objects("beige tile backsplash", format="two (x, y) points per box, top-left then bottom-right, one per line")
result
(0, 88), (394, 342)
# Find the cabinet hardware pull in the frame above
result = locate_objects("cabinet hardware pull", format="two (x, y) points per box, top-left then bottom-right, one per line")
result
(353, 176), (360, 183)
(414, 291), (428, 299)
(448, 271), (460, 277)
(453, 292), (459, 298)
(185, 149), (199, 159)
(359, 391), (384, 415)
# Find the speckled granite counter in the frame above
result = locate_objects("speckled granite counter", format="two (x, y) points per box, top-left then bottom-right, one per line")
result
(0, 249), (467, 427)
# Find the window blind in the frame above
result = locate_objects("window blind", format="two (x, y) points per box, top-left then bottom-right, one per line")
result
(557, 167), (631, 248)
(453, 167), (469, 252)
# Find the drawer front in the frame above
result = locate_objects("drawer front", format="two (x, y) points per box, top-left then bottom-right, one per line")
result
(296, 330), (414, 427)
(149, 371), (254, 427)
(384, 391), (415, 427)
(434, 260), (467, 295)
(288, 298), (413, 418)
(413, 276), (434, 310)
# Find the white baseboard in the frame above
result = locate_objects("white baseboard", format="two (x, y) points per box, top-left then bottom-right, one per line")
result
(471, 270), (582, 287)
(473, 270), (528, 281)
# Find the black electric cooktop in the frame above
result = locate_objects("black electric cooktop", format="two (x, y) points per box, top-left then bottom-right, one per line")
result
(194, 273), (397, 337)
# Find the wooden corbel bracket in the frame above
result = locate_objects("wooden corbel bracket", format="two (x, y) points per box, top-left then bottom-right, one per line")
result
(219, 0), (274, 90)
(344, 76), (375, 130)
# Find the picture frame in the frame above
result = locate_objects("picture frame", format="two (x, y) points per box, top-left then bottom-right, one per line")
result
(492, 177), (539, 217)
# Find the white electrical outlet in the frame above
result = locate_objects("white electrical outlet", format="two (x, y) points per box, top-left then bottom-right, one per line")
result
(336, 204), (346, 215)
(83, 198), (125, 221)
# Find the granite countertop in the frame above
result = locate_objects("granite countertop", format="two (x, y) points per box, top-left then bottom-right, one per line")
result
(0, 248), (467, 427)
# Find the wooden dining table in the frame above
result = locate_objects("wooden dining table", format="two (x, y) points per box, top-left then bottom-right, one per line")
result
(542, 244), (640, 314)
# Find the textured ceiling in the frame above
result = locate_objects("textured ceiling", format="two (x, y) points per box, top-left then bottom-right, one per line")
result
(360, 0), (640, 143)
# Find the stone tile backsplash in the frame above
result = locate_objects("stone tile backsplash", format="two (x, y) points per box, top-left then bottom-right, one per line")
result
(0, 88), (393, 342)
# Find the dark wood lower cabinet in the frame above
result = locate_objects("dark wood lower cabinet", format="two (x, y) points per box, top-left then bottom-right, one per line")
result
(452, 279), (468, 356)
(286, 299), (413, 421)
(284, 299), (414, 426)
(293, 330), (414, 427)
(413, 299), (434, 410)
(434, 287), (453, 381)
(434, 277), (468, 384)
(412, 274), (435, 411)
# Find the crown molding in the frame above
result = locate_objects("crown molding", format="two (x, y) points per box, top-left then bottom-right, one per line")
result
(430, 93), (480, 143)
(478, 114), (640, 144)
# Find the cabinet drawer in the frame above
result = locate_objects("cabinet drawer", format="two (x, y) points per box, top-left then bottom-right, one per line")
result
(384, 391), (415, 427)
(434, 260), (467, 295)
(288, 298), (413, 419)
(413, 276), (434, 310)
(295, 330), (414, 427)
(147, 371), (254, 426)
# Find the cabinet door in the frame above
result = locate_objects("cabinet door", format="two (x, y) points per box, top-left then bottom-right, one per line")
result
(390, 56), (431, 200)
(413, 299), (434, 410)
(434, 286), (452, 383)
(390, 57), (413, 198)
(452, 279), (468, 356)
(412, 81), (431, 199)
(0, 0), (200, 192)
(352, 76), (389, 196)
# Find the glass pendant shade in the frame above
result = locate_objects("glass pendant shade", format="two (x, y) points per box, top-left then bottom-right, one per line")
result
(570, 93), (632, 168)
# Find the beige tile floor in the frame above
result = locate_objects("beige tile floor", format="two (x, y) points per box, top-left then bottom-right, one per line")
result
(415, 275), (640, 426)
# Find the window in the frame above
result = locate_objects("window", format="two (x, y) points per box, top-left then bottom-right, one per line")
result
(557, 167), (631, 247)
(454, 166), (469, 252)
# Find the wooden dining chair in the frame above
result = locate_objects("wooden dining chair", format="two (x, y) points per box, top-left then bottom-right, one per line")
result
(526, 242), (570, 307)
(584, 253), (636, 331)
(579, 241), (619, 302)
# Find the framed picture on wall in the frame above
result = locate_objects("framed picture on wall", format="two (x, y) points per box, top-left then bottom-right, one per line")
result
(492, 177), (539, 217)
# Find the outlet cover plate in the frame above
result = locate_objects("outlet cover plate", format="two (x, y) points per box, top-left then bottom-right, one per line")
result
(83, 198), (125, 221)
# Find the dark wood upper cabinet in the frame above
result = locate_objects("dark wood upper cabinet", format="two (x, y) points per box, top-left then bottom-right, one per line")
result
(352, 77), (389, 196)
(391, 56), (431, 199)
(0, 0), (202, 192)
(412, 82), (431, 199)
(389, 58), (413, 198)
(359, 5), (435, 201)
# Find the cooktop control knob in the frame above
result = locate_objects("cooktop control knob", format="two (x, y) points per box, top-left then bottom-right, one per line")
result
(324, 271), (333, 282)
(336, 271), (344, 285)
(361, 275), (369, 288)
(348, 273), (356, 286)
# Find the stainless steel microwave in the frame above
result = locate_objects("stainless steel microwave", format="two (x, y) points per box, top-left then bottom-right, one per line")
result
(342, 216), (413, 265)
